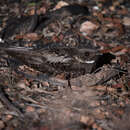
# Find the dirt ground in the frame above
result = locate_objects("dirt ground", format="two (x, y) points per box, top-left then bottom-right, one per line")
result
(0, 0), (130, 130)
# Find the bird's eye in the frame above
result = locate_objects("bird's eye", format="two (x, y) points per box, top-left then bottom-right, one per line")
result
(85, 52), (89, 56)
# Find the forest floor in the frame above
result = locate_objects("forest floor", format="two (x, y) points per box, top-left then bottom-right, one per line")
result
(0, 0), (130, 130)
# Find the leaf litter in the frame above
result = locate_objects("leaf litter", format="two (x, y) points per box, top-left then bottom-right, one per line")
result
(0, 0), (130, 129)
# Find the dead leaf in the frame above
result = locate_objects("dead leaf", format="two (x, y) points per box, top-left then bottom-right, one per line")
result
(100, 45), (125, 54)
(15, 33), (41, 41)
(53, 1), (69, 10)
(112, 83), (124, 89)
(123, 17), (130, 26)
(0, 120), (5, 129)
(80, 116), (90, 124)
(80, 21), (99, 36)
(26, 106), (35, 112)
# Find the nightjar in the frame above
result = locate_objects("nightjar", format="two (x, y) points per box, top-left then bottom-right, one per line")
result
(1, 45), (101, 78)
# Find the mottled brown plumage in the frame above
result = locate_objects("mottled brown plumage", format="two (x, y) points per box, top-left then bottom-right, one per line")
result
(2, 46), (101, 77)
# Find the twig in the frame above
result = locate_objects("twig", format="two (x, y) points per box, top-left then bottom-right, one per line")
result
(0, 85), (23, 117)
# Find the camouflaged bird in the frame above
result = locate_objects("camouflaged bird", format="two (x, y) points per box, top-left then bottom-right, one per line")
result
(1, 45), (101, 78)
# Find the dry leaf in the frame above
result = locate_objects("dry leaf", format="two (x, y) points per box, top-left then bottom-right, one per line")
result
(80, 21), (99, 36)
(26, 106), (35, 112)
(15, 33), (41, 41)
(53, 1), (69, 10)
(0, 121), (5, 129)
(123, 17), (130, 26)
